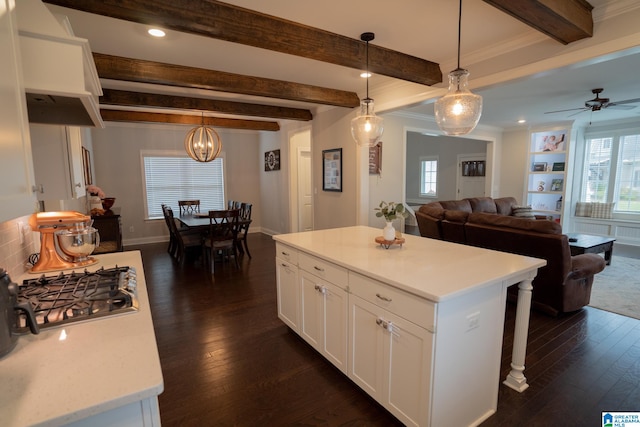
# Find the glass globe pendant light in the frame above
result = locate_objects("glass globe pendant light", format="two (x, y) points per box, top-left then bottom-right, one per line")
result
(351, 32), (384, 147)
(184, 113), (222, 162)
(434, 0), (482, 136)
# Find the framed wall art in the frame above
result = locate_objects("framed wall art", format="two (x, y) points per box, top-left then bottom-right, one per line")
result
(322, 148), (342, 192)
(369, 141), (382, 175)
(264, 149), (280, 171)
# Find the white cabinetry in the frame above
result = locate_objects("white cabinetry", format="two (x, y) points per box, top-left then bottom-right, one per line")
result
(299, 252), (348, 373)
(0, 0), (37, 222)
(275, 243), (299, 331)
(525, 128), (570, 225)
(30, 123), (86, 201)
(348, 273), (433, 427)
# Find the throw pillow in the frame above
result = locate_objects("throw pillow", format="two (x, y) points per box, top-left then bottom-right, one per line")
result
(575, 202), (593, 217)
(591, 202), (614, 219)
(512, 205), (535, 219)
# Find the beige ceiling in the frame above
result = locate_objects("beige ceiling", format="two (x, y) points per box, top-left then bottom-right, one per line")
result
(45, 0), (640, 130)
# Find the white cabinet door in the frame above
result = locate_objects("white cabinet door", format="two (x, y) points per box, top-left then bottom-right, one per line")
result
(30, 124), (85, 201)
(349, 294), (432, 427)
(0, 0), (37, 222)
(300, 270), (348, 373)
(275, 258), (299, 332)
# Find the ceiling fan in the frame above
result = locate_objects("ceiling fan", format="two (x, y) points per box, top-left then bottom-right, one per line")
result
(544, 88), (640, 116)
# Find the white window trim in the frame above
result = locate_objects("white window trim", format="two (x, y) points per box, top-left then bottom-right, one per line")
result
(419, 155), (438, 198)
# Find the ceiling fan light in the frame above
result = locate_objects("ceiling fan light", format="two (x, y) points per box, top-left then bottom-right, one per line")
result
(435, 68), (482, 136)
(351, 98), (384, 147)
(184, 125), (222, 162)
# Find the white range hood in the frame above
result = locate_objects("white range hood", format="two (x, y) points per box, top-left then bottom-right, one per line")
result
(16, 0), (104, 128)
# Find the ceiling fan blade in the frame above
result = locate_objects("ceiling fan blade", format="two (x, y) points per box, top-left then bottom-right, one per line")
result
(607, 104), (636, 110)
(609, 97), (640, 105)
(544, 107), (588, 114)
(567, 109), (589, 118)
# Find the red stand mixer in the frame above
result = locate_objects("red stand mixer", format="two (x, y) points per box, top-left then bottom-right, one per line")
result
(29, 211), (100, 273)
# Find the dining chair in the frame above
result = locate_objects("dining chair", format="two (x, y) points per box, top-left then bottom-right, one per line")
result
(178, 199), (201, 215)
(227, 200), (240, 210)
(203, 209), (241, 272)
(238, 202), (253, 258)
(166, 206), (203, 265)
(161, 204), (177, 257)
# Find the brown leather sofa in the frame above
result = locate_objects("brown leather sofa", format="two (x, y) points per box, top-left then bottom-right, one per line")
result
(415, 197), (606, 316)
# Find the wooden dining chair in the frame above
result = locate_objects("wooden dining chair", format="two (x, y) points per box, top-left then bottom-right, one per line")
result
(227, 200), (240, 210)
(161, 204), (177, 257)
(178, 199), (200, 215)
(166, 206), (203, 265)
(238, 202), (253, 258)
(203, 209), (241, 272)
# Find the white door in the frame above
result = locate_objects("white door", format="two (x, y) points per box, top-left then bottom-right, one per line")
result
(298, 148), (313, 231)
(457, 154), (486, 199)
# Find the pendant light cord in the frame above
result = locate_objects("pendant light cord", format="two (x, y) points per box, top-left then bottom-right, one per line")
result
(457, 0), (462, 70)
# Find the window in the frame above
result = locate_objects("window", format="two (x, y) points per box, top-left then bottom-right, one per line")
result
(581, 130), (640, 215)
(420, 157), (438, 197)
(142, 150), (225, 219)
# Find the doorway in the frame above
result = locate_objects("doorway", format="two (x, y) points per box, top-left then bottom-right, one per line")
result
(289, 129), (313, 232)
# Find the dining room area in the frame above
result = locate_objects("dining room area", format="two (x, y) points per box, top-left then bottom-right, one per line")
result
(160, 199), (253, 273)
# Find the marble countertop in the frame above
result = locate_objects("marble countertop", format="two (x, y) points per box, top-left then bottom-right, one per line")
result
(273, 226), (546, 302)
(0, 251), (163, 427)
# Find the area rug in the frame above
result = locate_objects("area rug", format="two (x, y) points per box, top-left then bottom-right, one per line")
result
(589, 255), (640, 320)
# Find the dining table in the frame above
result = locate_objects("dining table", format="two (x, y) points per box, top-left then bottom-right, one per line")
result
(176, 212), (251, 256)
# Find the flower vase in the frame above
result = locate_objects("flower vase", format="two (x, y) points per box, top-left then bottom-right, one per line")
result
(383, 221), (396, 241)
(89, 195), (103, 211)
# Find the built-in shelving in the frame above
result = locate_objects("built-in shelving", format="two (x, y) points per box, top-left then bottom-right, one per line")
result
(525, 129), (569, 224)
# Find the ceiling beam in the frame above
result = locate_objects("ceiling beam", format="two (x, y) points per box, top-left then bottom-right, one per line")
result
(44, 0), (442, 86)
(94, 53), (360, 109)
(100, 109), (280, 131)
(100, 89), (313, 121)
(483, 0), (593, 45)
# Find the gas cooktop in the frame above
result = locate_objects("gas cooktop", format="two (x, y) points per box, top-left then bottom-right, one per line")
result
(17, 266), (138, 332)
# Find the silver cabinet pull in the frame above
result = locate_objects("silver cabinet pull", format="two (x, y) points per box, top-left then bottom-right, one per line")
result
(281, 251), (289, 256)
(376, 293), (392, 302)
(313, 266), (325, 272)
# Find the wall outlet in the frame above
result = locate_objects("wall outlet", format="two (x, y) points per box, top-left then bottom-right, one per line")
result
(17, 222), (25, 244)
(129, 226), (135, 233)
(466, 312), (480, 331)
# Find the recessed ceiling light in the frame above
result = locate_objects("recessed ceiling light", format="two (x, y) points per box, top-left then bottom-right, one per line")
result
(518, 119), (526, 124)
(360, 72), (372, 78)
(148, 28), (166, 38)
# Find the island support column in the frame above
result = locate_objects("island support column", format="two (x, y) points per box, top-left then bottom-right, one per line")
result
(503, 277), (533, 392)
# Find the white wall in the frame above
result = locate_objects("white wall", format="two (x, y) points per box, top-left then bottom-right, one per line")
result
(90, 122), (261, 245)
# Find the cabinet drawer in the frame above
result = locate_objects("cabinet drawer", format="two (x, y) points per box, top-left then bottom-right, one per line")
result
(299, 252), (348, 288)
(276, 243), (298, 265)
(349, 272), (436, 331)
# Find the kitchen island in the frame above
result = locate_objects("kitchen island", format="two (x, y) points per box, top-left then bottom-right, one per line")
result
(0, 251), (163, 427)
(274, 226), (545, 427)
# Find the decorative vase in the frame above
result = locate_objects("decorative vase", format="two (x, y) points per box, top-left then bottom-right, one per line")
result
(383, 221), (396, 241)
(89, 195), (103, 211)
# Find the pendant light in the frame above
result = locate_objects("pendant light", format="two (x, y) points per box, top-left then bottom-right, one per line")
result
(184, 113), (222, 162)
(434, 0), (482, 136)
(351, 32), (384, 147)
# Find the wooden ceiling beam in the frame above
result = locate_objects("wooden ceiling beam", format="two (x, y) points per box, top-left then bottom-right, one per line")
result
(43, 0), (442, 86)
(483, 0), (593, 45)
(100, 109), (280, 131)
(94, 53), (359, 109)
(101, 89), (313, 121)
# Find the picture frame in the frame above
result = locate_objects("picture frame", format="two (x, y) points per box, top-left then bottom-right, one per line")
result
(551, 178), (564, 192)
(322, 148), (342, 192)
(552, 162), (565, 171)
(462, 160), (485, 176)
(369, 142), (382, 175)
(535, 131), (566, 152)
(264, 149), (281, 171)
(82, 147), (92, 185)
(533, 162), (547, 172)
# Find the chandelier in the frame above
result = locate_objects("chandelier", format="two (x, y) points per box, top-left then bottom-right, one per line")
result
(184, 114), (222, 162)
(350, 32), (384, 147)
(434, 0), (482, 136)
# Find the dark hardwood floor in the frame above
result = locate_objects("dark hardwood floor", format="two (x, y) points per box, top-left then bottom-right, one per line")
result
(128, 233), (640, 426)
